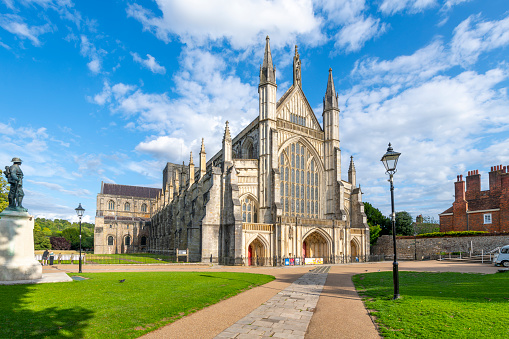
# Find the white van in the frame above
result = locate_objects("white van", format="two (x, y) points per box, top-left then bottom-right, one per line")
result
(493, 245), (509, 267)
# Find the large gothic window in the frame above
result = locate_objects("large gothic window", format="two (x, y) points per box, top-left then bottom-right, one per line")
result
(141, 203), (147, 212)
(124, 202), (130, 211)
(280, 142), (320, 218)
(107, 236), (114, 246)
(242, 197), (258, 223)
(108, 200), (115, 210)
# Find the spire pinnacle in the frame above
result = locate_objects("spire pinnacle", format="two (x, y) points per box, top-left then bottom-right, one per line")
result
(200, 138), (205, 153)
(293, 45), (301, 87)
(260, 36), (276, 85)
(224, 121), (231, 141)
(323, 68), (338, 111)
(189, 151), (194, 165)
(349, 156), (355, 171)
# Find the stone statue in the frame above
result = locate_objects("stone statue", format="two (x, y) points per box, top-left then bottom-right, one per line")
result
(4, 157), (26, 211)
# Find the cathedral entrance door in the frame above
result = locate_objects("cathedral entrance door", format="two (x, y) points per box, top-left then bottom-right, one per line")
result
(303, 231), (328, 260)
(248, 238), (265, 266)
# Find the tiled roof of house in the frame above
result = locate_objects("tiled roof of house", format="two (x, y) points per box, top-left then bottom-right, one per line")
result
(467, 195), (500, 211)
(102, 183), (160, 199)
(440, 206), (453, 214)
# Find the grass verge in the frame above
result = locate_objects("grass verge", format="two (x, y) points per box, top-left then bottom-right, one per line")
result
(352, 271), (509, 338)
(1, 271), (274, 338)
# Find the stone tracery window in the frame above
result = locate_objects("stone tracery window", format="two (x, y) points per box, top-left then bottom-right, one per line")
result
(280, 141), (320, 218)
(107, 236), (114, 246)
(141, 203), (147, 212)
(124, 202), (130, 211)
(242, 197), (258, 223)
(108, 200), (115, 210)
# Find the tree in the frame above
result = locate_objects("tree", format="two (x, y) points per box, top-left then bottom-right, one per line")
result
(369, 224), (381, 246)
(50, 237), (71, 250)
(414, 215), (440, 234)
(62, 228), (80, 250)
(364, 202), (391, 235)
(395, 211), (414, 236)
(0, 169), (8, 213)
(34, 227), (51, 250)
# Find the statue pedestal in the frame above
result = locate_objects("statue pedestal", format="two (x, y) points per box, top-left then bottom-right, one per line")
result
(0, 209), (42, 281)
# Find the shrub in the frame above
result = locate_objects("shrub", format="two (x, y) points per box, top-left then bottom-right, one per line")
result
(50, 236), (71, 250)
(418, 231), (488, 238)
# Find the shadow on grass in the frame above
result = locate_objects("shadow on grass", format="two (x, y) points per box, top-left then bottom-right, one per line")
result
(1, 231), (94, 338)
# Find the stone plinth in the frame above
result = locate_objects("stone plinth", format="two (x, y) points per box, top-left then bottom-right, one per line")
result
(0, 209), (42, 281)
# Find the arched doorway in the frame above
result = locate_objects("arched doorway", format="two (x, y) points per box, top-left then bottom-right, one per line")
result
(248, 238), (265, 266)
(303, 231), (328, 260)
(351, 239), (359, 262)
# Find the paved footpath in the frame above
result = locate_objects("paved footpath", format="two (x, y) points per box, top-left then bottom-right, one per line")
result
(216, 266), (330, 338)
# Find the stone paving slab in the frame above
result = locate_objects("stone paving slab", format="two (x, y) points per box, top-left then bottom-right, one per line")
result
(215, 266), (330, 339)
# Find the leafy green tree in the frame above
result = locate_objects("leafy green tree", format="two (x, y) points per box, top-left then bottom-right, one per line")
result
(414, 215), (440, 234)
(0, 169), (9, 213)
(364, 202), (391, 235)
(34, 226), (51, 250)
(62, 227), (80, 250)
(369, 224), (381, 245)
(395, 211), (414, 236)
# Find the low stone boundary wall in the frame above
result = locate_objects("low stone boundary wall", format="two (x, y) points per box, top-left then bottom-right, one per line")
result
(372, 233), (509, 259)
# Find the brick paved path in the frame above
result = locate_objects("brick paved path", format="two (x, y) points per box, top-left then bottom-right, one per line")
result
(215, 266), (331, 339)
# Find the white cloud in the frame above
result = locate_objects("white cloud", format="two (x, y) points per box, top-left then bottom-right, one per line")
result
(131, 52), (166, 74)
(126, 0), (323, 49)
(442, 0), (472, 12)
(334, 16), (386, 53)
(93, 47), (258, 162)
(27, 180), (91, 197)
(313, 0), (366, 25)
(379, 0), (437, 15)
(0, 13), (53, 46)
(451, 14), (509, 66)
(80, 35), (103, 73)
(0, 39), (10, 49)
(340, 68), (509, 217)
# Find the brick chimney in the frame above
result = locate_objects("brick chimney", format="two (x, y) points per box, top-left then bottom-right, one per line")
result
(489, 165), (506, 192)
(453, 174), (468, 231)
(465, 169), (481, 200)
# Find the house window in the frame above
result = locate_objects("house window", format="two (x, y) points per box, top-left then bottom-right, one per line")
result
(280, 142), (320, 218)
(484, 213), (492, 224)
(108, 200), (115, 210)
(141, 203), (147, 212)
(124, 202), (130, 211)
(107, 236), (114, 246)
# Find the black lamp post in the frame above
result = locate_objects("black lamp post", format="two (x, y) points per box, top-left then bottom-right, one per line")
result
(75, 203), (85, 274)
(381, 143), (401, 299)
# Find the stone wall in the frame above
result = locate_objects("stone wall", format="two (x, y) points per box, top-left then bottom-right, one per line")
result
(372, 233), (509, 259)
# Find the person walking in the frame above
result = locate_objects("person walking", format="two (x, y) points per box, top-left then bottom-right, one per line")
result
(42, 249), (49, 266)
(49, 250), (55, 265)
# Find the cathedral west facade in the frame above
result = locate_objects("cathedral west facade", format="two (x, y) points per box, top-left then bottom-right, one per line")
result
(147, 37), (369, 265)
(94, 37), (370, 264)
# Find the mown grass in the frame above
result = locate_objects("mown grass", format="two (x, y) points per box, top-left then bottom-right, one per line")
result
(0, 271), (274, 338)
(85, 253), (177, 264)
(353, 271), (509, 338)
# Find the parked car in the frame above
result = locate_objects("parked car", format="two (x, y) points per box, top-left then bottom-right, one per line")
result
(493, 245), (509, 267)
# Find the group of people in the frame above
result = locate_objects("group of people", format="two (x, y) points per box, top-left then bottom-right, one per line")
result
(41, 249), (54, 266)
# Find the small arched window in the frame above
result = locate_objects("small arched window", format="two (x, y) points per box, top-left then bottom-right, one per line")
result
(141, 203), (147, 212)
(124, 202), (130, 211)
(108, 200), (115, 210)
(141, 236), (147, 246)
(125, 236), (131, 246)
(242, 197), (257, 223)
(107, 236), (114, 246)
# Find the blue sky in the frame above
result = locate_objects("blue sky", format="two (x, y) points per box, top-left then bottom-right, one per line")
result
(1, 0), (508, 223)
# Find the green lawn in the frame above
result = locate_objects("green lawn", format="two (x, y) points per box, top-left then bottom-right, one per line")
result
(353, 271), (509, 338)
(0, 272), (274, 338)
(85, 253), (177, 264)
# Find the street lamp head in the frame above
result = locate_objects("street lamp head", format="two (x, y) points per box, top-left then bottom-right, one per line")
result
(75, 203), (85, 218)
(381, 143), (401, 175)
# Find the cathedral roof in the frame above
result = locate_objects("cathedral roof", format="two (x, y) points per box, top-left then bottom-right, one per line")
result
(101, 182), (161, 199)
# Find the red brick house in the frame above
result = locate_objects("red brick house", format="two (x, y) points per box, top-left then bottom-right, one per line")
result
(439, 165), (509, 232)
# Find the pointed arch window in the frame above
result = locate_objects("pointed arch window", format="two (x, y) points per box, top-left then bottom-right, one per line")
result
(124, 202), (130, 211)
(280, 142), (320, 218)
(141, 203), (147, 213)
(242, 197), (258, 223)
(108, 200), (115, 210)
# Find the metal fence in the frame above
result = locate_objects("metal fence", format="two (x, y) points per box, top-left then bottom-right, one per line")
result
(218, 254), (387, 266)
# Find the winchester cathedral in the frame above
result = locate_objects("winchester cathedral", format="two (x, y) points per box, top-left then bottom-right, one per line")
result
(94, 37), (370, 265)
